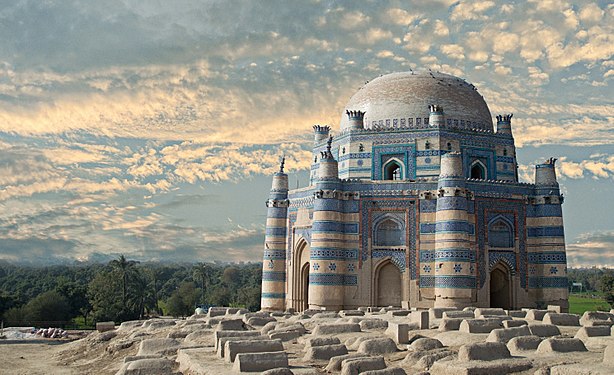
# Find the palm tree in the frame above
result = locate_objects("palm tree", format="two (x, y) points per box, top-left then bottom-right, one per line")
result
(110, 255), (139, 312)
(192, 263), (211, 305)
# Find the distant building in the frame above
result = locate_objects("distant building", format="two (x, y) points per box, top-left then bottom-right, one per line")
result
(261, 71), (568, 311)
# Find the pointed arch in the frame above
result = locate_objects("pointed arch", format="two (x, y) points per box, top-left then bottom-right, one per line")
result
(470, 160), (487, 179)
(490, 261), (513, 309)
(383, 158), (404, 180)
(488, 215), (514, 248)
(373, 259), (402, 307)
(292, 238), (310, 311)
(373, 215), (405, 246)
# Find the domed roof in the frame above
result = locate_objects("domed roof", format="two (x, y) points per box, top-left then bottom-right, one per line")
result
(340, 71), (493, 132)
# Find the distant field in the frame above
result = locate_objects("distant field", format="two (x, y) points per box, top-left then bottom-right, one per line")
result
(568, 293), (611, 315)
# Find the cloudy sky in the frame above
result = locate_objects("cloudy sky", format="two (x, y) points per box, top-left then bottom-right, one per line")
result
(0, 0), (612, 267)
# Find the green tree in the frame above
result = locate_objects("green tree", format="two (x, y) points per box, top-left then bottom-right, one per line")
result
(165, 282), (199, 317)
(192, 263), (212, 305)
(23, 290), (71, 324)
(109, 255), (139, 313)
(600, 274), (614, 308)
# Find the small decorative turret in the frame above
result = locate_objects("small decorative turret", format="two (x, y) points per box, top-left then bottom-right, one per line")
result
(428, 104), (445, 127)
(313, 125), (331, 144)
(318, 136), (338, 180)
(346, 110), (365, 130)
(439, 151), (463, 179)
(535, 157), (558, 186)
(261, 156), (290, 311)
(496, 114), (513, 135)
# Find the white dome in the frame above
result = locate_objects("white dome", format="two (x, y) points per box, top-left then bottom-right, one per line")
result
(340, 71), (493, 132)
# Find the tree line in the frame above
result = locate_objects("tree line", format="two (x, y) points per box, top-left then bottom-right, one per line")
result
(0, 257), (262, 327)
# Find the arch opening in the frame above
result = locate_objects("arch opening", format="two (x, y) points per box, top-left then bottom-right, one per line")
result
(376, 261), (402, 307)
(374, 218), (405, 246)
(490, 263), (512, 309)
(470, 161), (486, 179)
(293, 240), (311, 312)
(300, 262), (310, 311)
(383, 160), (403, 180)
(488, 219), (514, 248)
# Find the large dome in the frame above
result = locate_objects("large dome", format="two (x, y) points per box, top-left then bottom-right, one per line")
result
(340, 71), (493, 132)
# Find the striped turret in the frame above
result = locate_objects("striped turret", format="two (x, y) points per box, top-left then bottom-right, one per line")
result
(309, 136), (345, 310)
(261, 159), (289, 311)
(434, 152), (475, 307)
(528, 158), (568, 311)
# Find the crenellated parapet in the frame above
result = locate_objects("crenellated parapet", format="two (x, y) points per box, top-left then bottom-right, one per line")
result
(313, 125), (331, 143)
(346, 110), (365, 130)
(495, 113), (513, 136)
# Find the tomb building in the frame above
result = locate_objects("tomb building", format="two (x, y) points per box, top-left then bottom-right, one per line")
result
(261, 71), (568, 312)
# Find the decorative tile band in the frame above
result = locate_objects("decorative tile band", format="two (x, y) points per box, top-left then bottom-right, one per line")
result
(527, 252), (567, 264)
(528, 276), (568, 288)
(262, 271), (286, 282)
(263, 250), (286, 259)
(435, 275), (476, 289)
(266, 227), (288, 236)
(310, 248), (359, 260)
(309, 273), (358, 285)
(489, 251), (517, 275)
(434, 249), (475, 262)
(311, 221), (359, 234)
(527, 226), (565, 237)
(420, 276), (435, 288)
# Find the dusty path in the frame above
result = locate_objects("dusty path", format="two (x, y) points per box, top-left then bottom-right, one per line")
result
(0, 341), (77, 375)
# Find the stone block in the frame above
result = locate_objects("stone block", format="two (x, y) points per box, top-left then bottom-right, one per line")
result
(506, 335), (542, 351)
(430, 357), (532, 375)
(269, 329), (302, 341)
(232, 351), (288, 373)
(386, 323), (411, 344)
(473, 308), (506, 318)
(312, 312), (340, 319)
(503, 320), (527, 328)
(305, 336), (341, 348)
(429, 307), (458, 320)
(458, 341), (511, 361)
(340, 310), (365, 317)
(414, 349), (455, 369)
(224, 339), (284, 363)
(357, 337), (399, 355)
(303, 344), (348, 361)
(208, 307), (227, 317)
(214, 330), (262, 351)
(459, 318), (503, 333)
(547, 304), (562, 313)
(261, 321), (278, 334)
(274, 323), (306, 334)
(361, 369), (407, 375)
(357, 307), (368, 312)
(525, 309), (551, 321)
(217, 336), (268, 358)
(96, 321), (115, 332)
(410, 338), (443, 351)
(387, 309), (411, 317)
(247, 316), (277, 326)
(137, 338), (181, 357)
(506, 310), (527, 318)
(326, 354), (371, 372)
(528, 323), (561, 337)
(360, 318), (389, 330)
(574, 326), (611, 340)
(543, 313), (580, 326)
(116, 358), (179, 375)
(463, 306), (477, 312)
(410, 310), (429, 329)
(216, 319), (245, 331)
(438, 318), (464, 331)
(536, 337), (588, 354)
(580, 311), (614, 326)
(312, 323), (361, 335)
(118, 320), (143, 331)
(486, 326), (531, 343)
(442, 310), (474, 319)
(341, 356), (386, 375)
(583, 320), (613, 327)
(261, 368), (293, 375)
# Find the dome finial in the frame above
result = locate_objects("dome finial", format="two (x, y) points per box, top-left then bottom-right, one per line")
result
(279, 155), (285, 173)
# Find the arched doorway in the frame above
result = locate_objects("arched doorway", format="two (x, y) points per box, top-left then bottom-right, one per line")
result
(490, 263), (512, 309)
(383, 160), (403, 180)
(293, 240), (310, 311)
(375, 261), (402, 307)
(300, 262), (310, 311)
(470, 161), (486, 179)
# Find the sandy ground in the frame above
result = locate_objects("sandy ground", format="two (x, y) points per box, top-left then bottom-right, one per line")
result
(0, 341), (77, 375)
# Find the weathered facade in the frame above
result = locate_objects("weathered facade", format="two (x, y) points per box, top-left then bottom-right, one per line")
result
(261, 71), (568, 312)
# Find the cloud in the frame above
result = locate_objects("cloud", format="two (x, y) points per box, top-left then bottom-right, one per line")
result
(567, 230), (614, 268)
(450, 1), (496, 21)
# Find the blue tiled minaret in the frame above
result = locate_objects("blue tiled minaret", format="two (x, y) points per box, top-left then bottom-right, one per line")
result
(434, 152), (475, 307)
(309, 136), (345, 310)
(261, 158), (289, 311)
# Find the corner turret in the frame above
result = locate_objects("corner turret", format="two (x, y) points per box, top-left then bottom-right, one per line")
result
(346, 110), (365, 130)
(429, 105), (445, 127)
(313, 125), (331, 144)
(496, 114), (513, 136)
(535, 157), (558, 186)
(318, 136), (339, 180)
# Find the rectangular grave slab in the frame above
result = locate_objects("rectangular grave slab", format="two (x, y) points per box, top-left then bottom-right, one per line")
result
(459, 318), (503, 333)
(410, 310), (429, 329)
(232, 351), (288, 373)
(303, 344), (348, 361)
(225, 339), (284, 363)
